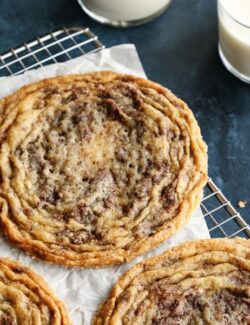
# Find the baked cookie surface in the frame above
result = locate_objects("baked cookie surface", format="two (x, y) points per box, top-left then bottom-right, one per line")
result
(93, 238), (250, 324)
(0, 71), (207, 267)
(0, 258), (71, 324)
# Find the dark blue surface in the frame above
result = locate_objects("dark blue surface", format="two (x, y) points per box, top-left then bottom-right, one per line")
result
(0, 0), (249, 224)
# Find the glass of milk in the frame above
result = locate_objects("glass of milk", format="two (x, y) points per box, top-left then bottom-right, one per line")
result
(78, 0), (172, 27)
(218, 0), (250, 83)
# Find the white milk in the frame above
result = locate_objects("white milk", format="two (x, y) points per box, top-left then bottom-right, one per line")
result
(82, 0), (171, 21)
(218, 0), (250, 81)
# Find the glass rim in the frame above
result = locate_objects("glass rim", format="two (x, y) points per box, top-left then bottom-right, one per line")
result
(218, 0), (250, 29)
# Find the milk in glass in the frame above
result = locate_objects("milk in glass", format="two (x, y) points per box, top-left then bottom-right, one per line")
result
(79, 0), (172, 25)
(218, 0), (250, 81)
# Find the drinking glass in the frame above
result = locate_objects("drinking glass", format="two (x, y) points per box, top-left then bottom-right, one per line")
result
(218, 0), (250, 83)
(78, 0), (172, 27)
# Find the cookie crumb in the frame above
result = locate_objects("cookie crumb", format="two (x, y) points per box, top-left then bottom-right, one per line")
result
(237, 200), (247, 208)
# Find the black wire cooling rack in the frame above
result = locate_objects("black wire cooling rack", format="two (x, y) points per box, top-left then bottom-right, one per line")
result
(0, 26), (249, 239)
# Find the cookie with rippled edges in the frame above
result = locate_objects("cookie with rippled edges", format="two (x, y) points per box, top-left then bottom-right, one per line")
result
(93, 238), (250, 324)
(0, 71), (207, 267)
(0, 258), (71, 324)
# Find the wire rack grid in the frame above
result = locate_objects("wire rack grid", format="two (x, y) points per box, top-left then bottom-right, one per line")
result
(0, 26), (249, 239)
(0, 26), (104, 76)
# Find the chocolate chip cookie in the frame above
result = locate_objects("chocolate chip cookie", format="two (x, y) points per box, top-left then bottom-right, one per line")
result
(0, 258), (71, 324)
(93, 238), (250, 324)
(0, 71), (207, 267)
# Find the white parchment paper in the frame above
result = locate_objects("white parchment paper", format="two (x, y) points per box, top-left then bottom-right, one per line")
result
(0, 44), (210, 325)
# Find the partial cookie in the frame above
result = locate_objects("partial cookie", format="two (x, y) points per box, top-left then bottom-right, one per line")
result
(93, 238), (250, 324)
(0, 258), (71, 324)
(0, 71), (207, 267)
